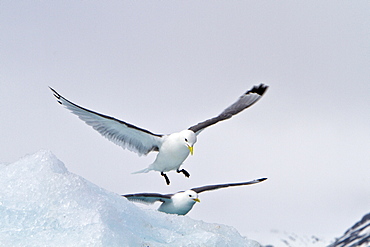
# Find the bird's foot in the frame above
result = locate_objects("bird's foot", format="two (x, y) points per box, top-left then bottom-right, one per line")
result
(177, 169), (190, 178)
(161, 172), (170, 185)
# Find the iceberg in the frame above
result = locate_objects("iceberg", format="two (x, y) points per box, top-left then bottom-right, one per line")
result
(0, 150), (260, 247)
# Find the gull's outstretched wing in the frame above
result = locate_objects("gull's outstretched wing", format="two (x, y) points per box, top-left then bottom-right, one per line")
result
(191, 178), (267, 194)
(50, 87), (164, 155)
(188, 84), (268, 135)
(123, 193), (173, 204)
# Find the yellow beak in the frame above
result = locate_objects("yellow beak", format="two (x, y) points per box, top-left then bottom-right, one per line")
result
(193, 198), (200, 203)
(188, 145), (194, 155)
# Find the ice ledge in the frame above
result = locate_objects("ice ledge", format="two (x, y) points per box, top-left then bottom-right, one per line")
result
(0, 150), (260, 247)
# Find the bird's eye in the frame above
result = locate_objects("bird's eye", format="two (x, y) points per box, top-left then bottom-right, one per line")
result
(188, 194), (192, 197)
(185, 138), (188, 142)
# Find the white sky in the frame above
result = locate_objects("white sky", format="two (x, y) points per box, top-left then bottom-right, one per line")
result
(1, 0), (369, 242)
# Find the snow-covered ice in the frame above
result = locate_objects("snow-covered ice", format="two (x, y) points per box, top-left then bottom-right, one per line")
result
(249, 230), (331, 247)
(0, 150), (260, 247)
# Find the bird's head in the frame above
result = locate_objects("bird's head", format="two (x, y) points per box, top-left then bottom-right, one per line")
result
(169, 190), (200, 215)
(182, 190), (200, 204)
(180, 130), (197, 155)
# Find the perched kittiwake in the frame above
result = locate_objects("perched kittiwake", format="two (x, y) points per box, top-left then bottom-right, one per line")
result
(122, 178), (267, 215)
(50, 84), (268, 185)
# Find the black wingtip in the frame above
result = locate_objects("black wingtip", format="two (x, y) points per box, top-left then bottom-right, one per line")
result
(258, 178), (268, 182)
(49, 86), (61, 99)
(247, 84), (269, 96)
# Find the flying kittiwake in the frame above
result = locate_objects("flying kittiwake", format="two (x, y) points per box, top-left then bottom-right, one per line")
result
(50, 84), (268, 185)
(122, 178), (267, 215)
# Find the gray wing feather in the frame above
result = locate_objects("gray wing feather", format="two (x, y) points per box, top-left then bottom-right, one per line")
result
(191, 178), (267, 194)
(188, 84), (268, 135)
(50, 87), (164, 156)
(122, 193), (173, 204)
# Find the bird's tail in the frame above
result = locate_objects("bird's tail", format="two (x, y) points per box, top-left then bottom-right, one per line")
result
(132, 167), (151, 174)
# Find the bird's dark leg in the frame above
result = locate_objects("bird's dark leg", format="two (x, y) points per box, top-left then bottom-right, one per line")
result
(161, 172), (170, 185)
(177, 169), (190, 178)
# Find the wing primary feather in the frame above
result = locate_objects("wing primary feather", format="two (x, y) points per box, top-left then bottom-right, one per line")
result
(188, 84), (268, 135)
(191, 178), (267, 194)
(49, 87), (163, 155)
(49, 87), (163, 137)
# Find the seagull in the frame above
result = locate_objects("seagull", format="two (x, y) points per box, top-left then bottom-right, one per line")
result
(50, 84), (268, 185)
(122, 178), (267, 215)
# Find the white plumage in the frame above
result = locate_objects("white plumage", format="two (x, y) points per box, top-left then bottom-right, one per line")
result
(123, 178), (267, 215)
(50, 84), (268, 184)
